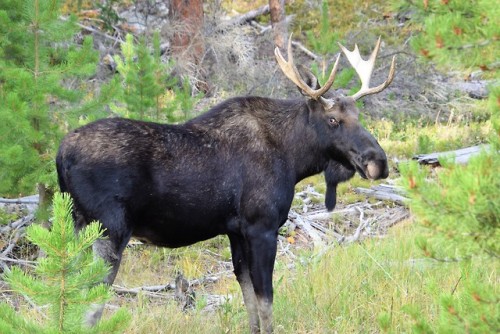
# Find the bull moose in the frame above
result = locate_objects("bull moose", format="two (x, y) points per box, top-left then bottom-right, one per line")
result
(56, 37), (395, 333)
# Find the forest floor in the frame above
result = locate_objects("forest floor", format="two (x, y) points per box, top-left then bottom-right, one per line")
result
(0, 1), (496, 333)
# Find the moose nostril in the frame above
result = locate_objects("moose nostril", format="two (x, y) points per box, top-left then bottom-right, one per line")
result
(366, 161), (389, 180)
(366, 162), (379, 179)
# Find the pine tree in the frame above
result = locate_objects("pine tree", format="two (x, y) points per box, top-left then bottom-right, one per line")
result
(396, 1), (499, 331)
(402, 0), (499, 74)
(305, 1), (355, 90)
(0, 193), (129, 333)
(397, 0), (500, 260)
(399, 96), (499, 334)
(0, 0), (101, 215)
(400, 144), (499, 332)
(113, 32), (197, 122)
(400, 145), (499, 260)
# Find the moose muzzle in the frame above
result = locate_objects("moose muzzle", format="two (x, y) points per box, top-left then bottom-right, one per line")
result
(358, 147), (389, 180)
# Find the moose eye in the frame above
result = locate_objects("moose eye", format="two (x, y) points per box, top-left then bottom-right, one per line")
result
(329, 118), (340, 127)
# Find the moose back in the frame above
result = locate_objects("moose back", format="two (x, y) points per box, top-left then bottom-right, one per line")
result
(56, 37), (395, 333)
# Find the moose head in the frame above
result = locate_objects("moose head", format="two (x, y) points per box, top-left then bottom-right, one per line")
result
(275, 36), (395, 211)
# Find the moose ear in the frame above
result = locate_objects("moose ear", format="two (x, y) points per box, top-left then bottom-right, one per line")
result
(296, 65), (321, 94)
(324, 161), (356, 211)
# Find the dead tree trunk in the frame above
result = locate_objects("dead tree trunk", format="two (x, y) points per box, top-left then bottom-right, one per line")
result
(168, 0), (204, 65)
(269, 0), (287, 50)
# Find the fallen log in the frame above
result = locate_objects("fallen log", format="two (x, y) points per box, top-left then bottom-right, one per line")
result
(0, 195), (39, 205)
(223, 4), (269, 28)
(354, 185), (408, 205)
(452, 80), (489, 99)
(413, 144), (490, 166)
(288, 210), (325, 247)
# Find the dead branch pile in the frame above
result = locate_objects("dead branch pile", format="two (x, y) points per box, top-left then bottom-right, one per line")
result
(283, 184), (409, 250)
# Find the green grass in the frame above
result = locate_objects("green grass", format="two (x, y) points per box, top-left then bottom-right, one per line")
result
(370, 119), (492, 159)
(273, 223), (446, 333)
(113, 221), (498, 333)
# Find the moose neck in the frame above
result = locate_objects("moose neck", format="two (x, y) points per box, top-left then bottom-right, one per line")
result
(285, 107), (330, 183)
(188, 96), (331, 183)
(260, 98), (331, 183)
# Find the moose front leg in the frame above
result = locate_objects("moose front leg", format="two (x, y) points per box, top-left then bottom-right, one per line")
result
(246, 227), (278, 334)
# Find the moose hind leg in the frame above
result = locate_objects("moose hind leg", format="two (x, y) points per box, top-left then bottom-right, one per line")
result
(85, 236), (128, 326)
(229, 234), (260, 333)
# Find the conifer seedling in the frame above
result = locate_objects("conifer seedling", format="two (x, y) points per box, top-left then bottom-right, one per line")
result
(0, 193), (129, 334)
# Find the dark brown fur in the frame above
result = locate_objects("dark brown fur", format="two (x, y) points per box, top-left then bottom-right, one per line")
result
(57, 74), (388, 333)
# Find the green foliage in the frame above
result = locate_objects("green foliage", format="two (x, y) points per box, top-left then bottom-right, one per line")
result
(0, 208), (16, 226)
(377, 311), (392, 333)
(0, 192), (129, 333)
(96, 0), (122, 32)
(305, 0), (341, 56)
(291, 0), (386, 43)
(304, 0), (352, 90)
(398, 101), (499, 334)
(400, 147), (499, 259)
(393, 3), (500, 331)
(417, 134), (433, 154)
(398, 0), (499, 76)
(113, 33), (197, 122)
(403, 263), (499, 334)
(0, 0), (99, 196)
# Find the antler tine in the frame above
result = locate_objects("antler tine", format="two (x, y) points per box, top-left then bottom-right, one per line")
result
(338, 37), (396, 100)
(275, 35), (340, 101)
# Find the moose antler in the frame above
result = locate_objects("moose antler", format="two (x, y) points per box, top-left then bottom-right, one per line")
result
(338, 37), (396, 100)
(275, 36), (340, 101)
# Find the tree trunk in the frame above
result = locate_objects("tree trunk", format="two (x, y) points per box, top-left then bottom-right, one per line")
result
(269, 0), (287, 50)
(37, 183), (53, 224)
(168, 0), (204, 65)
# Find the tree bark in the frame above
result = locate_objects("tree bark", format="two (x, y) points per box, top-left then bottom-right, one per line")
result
(37, 183), (53, 222)
(269, 0), (287, 50)
(168, 0), (204, 65)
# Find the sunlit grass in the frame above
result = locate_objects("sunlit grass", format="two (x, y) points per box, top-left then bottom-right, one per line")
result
(371, 118), (492, 159)
(273, 223), (498, 333)
(114, 221), (498, 333)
